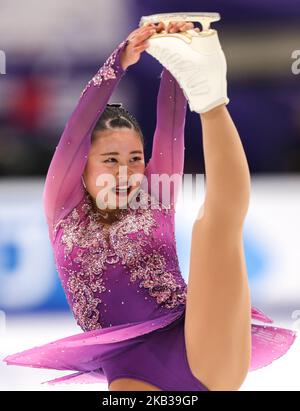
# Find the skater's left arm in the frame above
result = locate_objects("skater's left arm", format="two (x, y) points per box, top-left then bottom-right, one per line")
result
(144, 67), (187, 208)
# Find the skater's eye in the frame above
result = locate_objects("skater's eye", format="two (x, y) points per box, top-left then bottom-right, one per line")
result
(104, 156), (142, 163)
(130, 156), (142, 162)
(104, 157), (117, 163)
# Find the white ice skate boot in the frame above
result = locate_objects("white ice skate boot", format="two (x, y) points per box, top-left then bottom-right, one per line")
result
(139, 12), (230, 113)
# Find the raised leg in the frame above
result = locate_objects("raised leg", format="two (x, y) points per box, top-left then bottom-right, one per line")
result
(184, 104), (252, 391)
(109, 377), (162, 391)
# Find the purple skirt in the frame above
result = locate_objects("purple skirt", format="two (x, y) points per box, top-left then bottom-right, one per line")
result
(3, 305), (297, 390)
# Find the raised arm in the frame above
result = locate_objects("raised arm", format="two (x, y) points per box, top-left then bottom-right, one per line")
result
(43, 39), (129, 243)
(143, 67), (187, 208)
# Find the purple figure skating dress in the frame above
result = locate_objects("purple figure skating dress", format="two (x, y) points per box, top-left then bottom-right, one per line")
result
(3, 39), (297, 391)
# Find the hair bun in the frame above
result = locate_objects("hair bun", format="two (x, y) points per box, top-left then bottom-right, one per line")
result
(106, 103), (123, 108)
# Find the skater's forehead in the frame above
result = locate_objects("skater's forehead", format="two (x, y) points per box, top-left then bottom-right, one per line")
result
(90, 131), (144, 156)
(100, 150), (143, 156)
(94, 128), (141, 142)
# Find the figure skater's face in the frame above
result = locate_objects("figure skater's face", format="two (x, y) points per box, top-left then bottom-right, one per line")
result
(83, 128), (145, 210)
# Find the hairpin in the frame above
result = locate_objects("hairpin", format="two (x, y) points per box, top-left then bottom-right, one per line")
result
(106, 103), (123, 108)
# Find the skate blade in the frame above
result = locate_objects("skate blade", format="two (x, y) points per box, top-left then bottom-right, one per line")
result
(139, 12), (220, 33)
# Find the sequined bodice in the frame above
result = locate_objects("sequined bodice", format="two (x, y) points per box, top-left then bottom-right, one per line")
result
(52, 188), (187, 332)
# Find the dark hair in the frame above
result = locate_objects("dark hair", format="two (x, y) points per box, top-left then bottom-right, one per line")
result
(92, 103), (144, 146)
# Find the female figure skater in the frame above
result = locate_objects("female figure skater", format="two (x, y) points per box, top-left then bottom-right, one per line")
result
(4, 20), (297, 391)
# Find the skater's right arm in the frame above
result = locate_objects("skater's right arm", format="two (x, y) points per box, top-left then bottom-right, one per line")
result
(43, 25), (156, 244)
(43, 39), (129, 243)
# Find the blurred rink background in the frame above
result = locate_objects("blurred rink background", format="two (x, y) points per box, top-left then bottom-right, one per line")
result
(0, 0), (300, 391)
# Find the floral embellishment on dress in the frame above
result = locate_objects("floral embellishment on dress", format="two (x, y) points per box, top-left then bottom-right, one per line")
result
(80, 39), (129, 98)
(55, 187), (186, 331)
(66, 269), (105, 332)
(130, 246), (187, 309)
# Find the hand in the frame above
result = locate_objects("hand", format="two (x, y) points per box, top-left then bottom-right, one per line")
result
(156, 20), (200, 34)
(120, 21), (200, 70)
(120, 23), (157, 70)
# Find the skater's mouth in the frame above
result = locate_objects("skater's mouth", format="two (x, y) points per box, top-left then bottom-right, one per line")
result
(112, 185), (132, 197)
